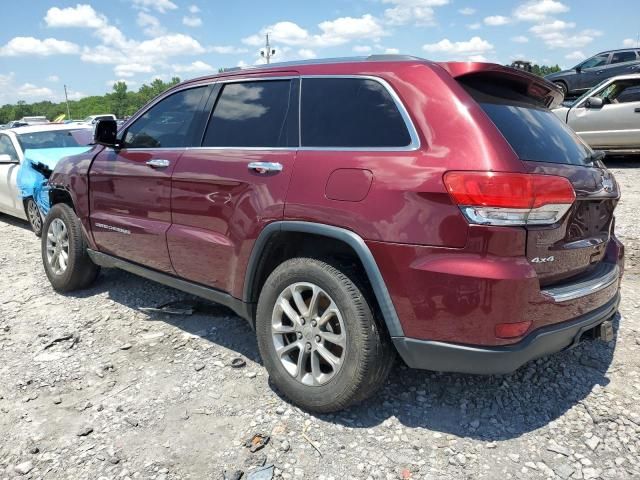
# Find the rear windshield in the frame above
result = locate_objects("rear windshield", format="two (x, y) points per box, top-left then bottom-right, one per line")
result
(479, 103), (591, 165)
(461, 77), (592, 165)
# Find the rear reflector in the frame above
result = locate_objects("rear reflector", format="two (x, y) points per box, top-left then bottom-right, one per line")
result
(495, 321), (532, 339)
(443, 171), (575, 226)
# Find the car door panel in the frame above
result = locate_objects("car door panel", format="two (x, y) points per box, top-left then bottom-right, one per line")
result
(167, 75), (300, 297)
(89, 148), (181, 273)
(168, 149), (297, 294)
(88, 84), (211, 273)
(0, 134), (24, 217)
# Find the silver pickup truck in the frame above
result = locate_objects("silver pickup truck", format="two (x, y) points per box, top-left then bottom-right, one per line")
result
(553, 74), (640, 155)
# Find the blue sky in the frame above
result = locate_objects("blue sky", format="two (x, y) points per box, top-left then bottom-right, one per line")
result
(1, 0), (638, 104)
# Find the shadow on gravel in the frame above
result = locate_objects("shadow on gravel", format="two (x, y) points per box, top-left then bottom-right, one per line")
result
(604, 155), (640, 169)
(0, 214), (32, 232)
(66, 267), (619, 441)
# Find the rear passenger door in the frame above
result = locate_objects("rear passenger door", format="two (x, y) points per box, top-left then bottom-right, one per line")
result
(168, 75), (299, 295)
(89, 84), (211, 273)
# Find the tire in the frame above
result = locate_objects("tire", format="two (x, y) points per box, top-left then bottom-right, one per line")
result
(256, 257), (394, 412)
(41, 203), (100, 292)
(25, 198), (43, 237)
(554, 81), (568, 96)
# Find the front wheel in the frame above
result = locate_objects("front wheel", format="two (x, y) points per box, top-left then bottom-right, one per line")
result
(256, 258), (394, 412)
(554, 81), (568, 96)
(41, 203), (100, 292)
(25, 198), (43, 237)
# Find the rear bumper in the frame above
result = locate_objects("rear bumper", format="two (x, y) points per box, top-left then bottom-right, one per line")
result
(393, 293), (619, 374)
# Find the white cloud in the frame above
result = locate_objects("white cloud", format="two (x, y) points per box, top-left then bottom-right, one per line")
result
(467, 23), (481, 30)
(513, 0), (569, 22)
(209, 45), (248, 54)
(383, 0), (449, 26)
(137, 12), (165, 37)
(385, 47), (400, 54)
(172, 60), (215, 73)
(66, 90), (87, 101)
(511, 35), (529, 43)
(137, 34), (205, 57)
(529, 20), (601, 49)
(0, 37), (79, 56)
(115, 63), (155, 78)
(183, 16), (202, 27)
(132, 0), (177, 14)
(242, 15), (386, 49)
(44, 4), (107, 28)
(623, 38), (638, 47)
(0, 73), (60, 104)
(17, 83), (54, 98)
(47, 75), (59, 82)
(565, 51), (585, 60)
(353, 45), (373, 53)
(422, 36), (494, 59)
(484, 15), (510, 26)
(459, 7), (476, 15)
(189, 5), (200, 13)
(297, 49), (317, 59)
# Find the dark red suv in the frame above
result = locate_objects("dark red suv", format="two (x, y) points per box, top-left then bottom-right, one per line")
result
(41, 56), (624, 412)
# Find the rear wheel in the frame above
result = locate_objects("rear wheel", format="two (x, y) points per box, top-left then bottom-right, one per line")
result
(25, 198), (43, 237)
(256, 257), (394, 412)
(42, 203), (100, 292)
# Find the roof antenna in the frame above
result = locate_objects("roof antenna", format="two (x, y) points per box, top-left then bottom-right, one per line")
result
(260, 33), (276, 64)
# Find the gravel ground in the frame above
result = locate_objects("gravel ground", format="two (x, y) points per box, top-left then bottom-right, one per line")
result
(1, 158), (639, 480)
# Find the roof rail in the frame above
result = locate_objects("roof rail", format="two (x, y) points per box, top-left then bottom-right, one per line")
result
(219, 54), (426, 73)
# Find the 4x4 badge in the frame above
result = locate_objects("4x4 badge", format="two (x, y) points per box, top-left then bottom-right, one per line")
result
(531, 256), (555, 264)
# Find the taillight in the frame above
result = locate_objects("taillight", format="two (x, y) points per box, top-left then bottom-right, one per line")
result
(443, 171), (575, 226)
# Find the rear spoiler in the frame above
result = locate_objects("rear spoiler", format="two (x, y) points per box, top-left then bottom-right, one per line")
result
(437, 62), (564, 109)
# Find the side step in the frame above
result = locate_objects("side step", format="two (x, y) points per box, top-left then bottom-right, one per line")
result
(87, 249), (252, 321)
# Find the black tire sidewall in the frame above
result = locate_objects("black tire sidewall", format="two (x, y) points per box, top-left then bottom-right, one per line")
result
(256, 258), (377, 411)
(41, 204), (93, 292)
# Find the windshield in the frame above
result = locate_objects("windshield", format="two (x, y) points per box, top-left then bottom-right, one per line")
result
(479, 103), (592, 165)
(17, 129), (92, 150)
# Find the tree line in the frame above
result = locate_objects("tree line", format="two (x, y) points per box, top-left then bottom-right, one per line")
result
(0, 77), (181, 124)
(0, 64), (563, 124)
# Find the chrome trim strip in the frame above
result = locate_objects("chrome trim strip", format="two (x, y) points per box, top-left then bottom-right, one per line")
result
(541, 263), (620, 303)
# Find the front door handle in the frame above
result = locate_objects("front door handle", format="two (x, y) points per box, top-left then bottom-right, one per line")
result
(635, 107), (640, 113)
(248, 162), (283, 174)
(146, 159), (171, 169)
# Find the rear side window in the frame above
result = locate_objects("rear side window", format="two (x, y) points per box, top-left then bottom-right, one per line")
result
(124, 86), (207, 149)
(610, 51), (637, 64)
(203, 79), (298, 148)
(461, 78), (591, 165)
(301, 78), (411, 148)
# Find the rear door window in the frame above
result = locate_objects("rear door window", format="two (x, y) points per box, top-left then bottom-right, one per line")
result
(610, 50), (637, 64)
(202, 79), (298, 148)
(301, 77), (412, 148)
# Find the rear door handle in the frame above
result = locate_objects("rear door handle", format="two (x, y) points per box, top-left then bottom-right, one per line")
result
(146, 159), (171, 168)
(248, 162), (283, 174)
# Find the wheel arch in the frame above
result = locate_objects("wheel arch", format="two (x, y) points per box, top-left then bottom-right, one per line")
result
(244, 221), (404, 337)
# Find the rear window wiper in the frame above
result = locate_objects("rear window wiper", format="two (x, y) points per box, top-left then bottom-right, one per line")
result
(585, 150), (606, 165)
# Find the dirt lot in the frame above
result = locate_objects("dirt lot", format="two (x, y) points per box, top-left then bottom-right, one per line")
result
(1, 159), (639, 480)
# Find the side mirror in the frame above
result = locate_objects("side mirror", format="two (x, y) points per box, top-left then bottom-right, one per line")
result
(575, 66), (582, 73)
(94, 119), (119, 147)
(0, 153), (16, 164)
(585, 96), (604, 109)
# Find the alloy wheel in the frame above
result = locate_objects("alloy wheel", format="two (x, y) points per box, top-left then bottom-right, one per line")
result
(27, 200), (42, 233)
(45, 218), (70, 275)
(271, 282), (347, 386)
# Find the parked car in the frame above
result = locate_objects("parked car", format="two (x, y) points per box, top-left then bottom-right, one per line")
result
(41, 56), (623, 412)
(0, 124), (92, 235)
(545, 48), (640, 96)
(553, 74), (640, 154)
(81, 114), (117, 125)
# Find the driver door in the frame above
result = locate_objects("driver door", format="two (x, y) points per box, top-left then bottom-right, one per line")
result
(89, 84), (212, 273)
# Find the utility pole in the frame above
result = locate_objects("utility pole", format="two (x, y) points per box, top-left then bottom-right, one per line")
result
(260, 33), (276, 64)
(63, 84), (71, 121)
